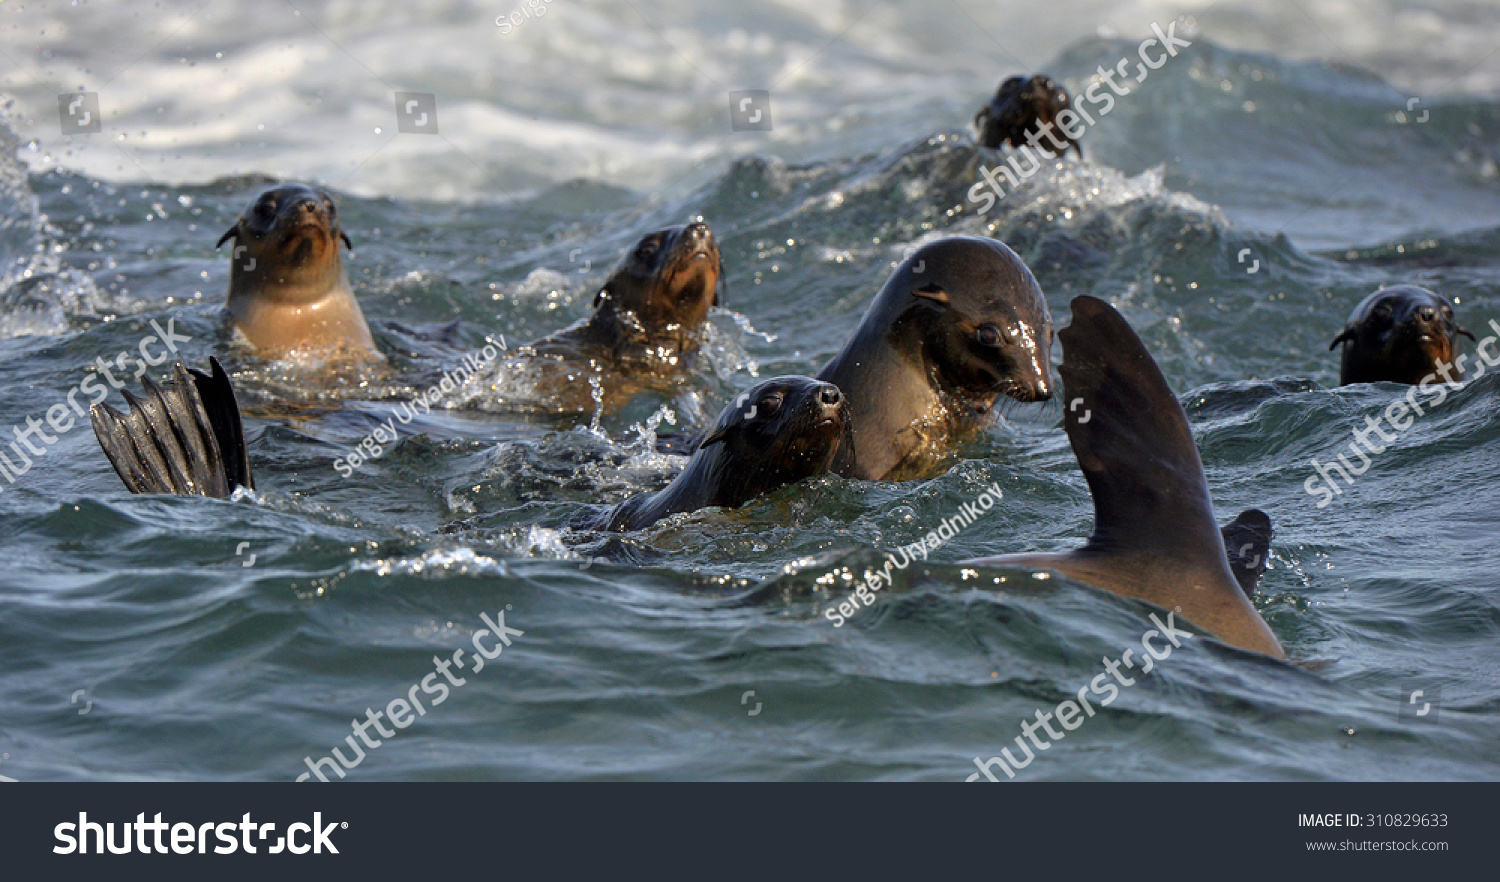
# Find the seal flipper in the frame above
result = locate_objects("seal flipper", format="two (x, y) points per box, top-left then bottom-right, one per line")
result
(1220, 508), (1273, 598)
(1028, 295), (1283, 656)
(190, 358), (252, 493)
(1059, 296), (1227, 564)
(90, 357), (252, 497)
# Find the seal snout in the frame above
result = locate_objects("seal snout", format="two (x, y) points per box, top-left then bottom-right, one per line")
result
(680, 221), (717, 260)
(796, 380), (846, 433)
(1007, 373), (1052, 403)
(1334, 285), (1472, 385)
(289, 195), (331, 228)
(685, 221), (712, 244)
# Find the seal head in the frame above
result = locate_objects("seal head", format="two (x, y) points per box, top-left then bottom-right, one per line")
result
(533, 221), (724, 369)
(975, 75), (1082, 158)
(604, 376), (845, 531)
(818, 236), (1053, 481)
(1330, 285), (1473, 385)
(216, 184), (377, 360)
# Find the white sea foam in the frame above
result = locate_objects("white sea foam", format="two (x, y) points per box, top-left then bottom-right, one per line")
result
(0, 0), (1492, 201)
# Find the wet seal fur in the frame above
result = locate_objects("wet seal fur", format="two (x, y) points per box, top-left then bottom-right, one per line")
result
(517, 221), (724, 413)
(216, 184), (376, 361)
(600, 376), (845, 531)
(966, 295), (1285, 658)
(975, 75), (1082, 158)
(818, 236), (1053, 481)
(1330, 285), (1474, 385)
(529, 221), (722, 366)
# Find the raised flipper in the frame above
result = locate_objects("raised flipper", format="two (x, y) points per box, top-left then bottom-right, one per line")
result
(1220, 508), (1272, 598)
(966, 296), (1284, 658)
(90, 358), (253, 497)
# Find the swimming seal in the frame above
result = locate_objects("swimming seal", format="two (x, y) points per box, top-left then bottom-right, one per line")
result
(601, 376), (845, 531)
(974, 75), (1082, 158)
(216, 184), (377, 361)
(515, 221), (724, 413)
(817, 236), (1053, 481)
(529, 221), (722, 367)
(966, 295), (1285, 658)
(1330, 285), (1474, 386)
(89, 365), (845, 535)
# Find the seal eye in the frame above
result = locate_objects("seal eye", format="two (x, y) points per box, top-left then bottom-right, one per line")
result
(635, 240), (660, 262)
(976, 324), (1004, 346)
(756, 393), (782, 418)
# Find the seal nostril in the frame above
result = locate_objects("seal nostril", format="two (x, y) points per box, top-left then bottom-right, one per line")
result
(1419, 307), (1437, 322)
(820, 386), (841, 405)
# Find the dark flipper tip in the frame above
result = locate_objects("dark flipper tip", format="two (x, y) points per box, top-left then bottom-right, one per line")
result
(1221, 508), (1274, 598)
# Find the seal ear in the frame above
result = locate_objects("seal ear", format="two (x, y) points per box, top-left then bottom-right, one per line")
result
(340, 231), (354, 251)
(1456, 324), (1476, 342)
(713, 253), (726, 308)
(699, 422), (732, 448)
(1329, 327), (1356, 351)
(912, 283), (949, 306)
(215, 226), (238, 249)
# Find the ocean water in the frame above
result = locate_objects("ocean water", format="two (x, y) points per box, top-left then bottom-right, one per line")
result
(1, 0), (1499, 781)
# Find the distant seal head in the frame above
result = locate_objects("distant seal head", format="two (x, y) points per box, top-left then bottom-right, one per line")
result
(975, 75), (1082, 158)
(966, 295), (1285, 658)
(603, 376), (845, 531)
(530, 221), (723, 370)
(817, 236), (1053, 481)
(1330, 285), (1474, 385)
(215, 184), (378, 361)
